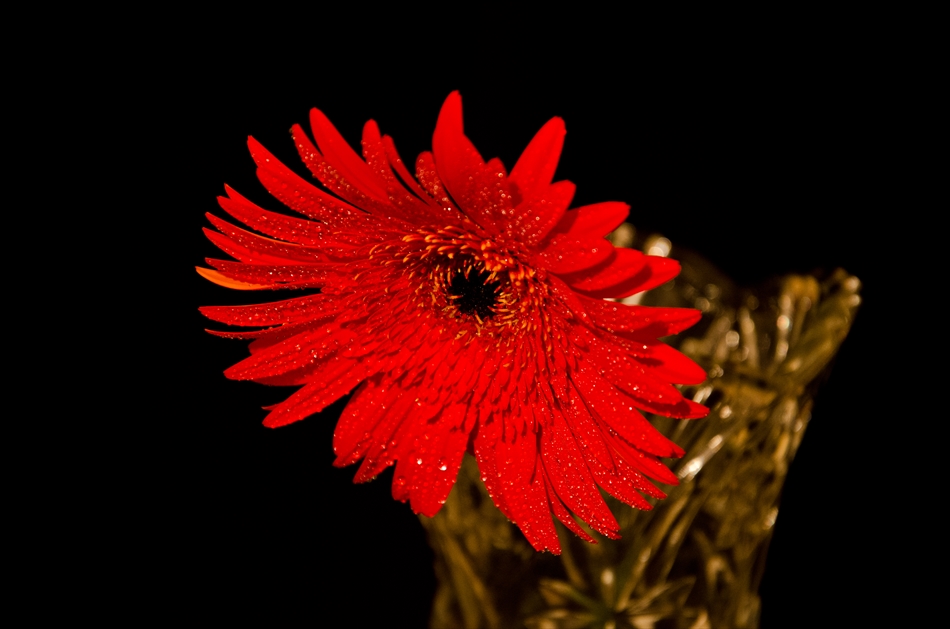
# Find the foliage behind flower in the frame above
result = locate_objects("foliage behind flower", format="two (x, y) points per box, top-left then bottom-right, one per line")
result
(198, 92), (708, 553)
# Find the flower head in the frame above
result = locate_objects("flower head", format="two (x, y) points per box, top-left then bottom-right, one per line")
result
(198, 92), (708, 553)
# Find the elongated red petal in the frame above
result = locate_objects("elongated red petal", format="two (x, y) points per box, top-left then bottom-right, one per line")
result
(224, 324), (356, 381)
(564, 389), (655, 510)
(262, 359), (371, 428)
(353, 392), (422, 482)
(308, 108), (391, 204)
(506, 180), (575, 247)
(582, 255), (681, 299)
(250, 136), (370, 229)
(536, 234), (614, 274)
(493, 435), (561, 553)
(543, 475), (594, 545)
(204, 215), (328, 265)
(557, 248), (648, 294)
(404, 404), (468, 517)
(199, 294), (342, 327)
(540, 409), (620, 539)
(509, 116), (566, 201)
(203, 259), (330, 289)
(547, 201), (630, 241)
(333, 377), (399, 466)
(360, 121), (439, 222)
(577, 326), (708, 419)
(570, 360), (684, 458)
(626, 341), (708, 385)
(381, 135), (446, 213)
(472, 417), (514, 523)
(432, 92), (500, 233)
(413, 151), (458, 211)
(578, 297), (702, 338)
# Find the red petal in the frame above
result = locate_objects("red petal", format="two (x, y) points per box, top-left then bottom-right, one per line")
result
(472, 417), (514, 522)
(576, 254), (681, 299)
(333, 377), (399, 466)
(308, 109), (390, 204)
(242, 321), (327, 354)
(609, 435), (680, 486)
(204, 215), (328, 265)
(543, 476), (594, 545)
(414, 151), (458, 211)
(577, 326), (707, 419)
(466, 157), (516, 236)
(536, 234), (614, 274)
(353, 392), (423, 482)
(578, 297), (702, 338)
(216, 186), (374, 253)
(204, 328), (277, 340)
(626, 342), (707, 385)
(540, 409), (620, 539)
(249, 136), (371, 230)
(546, 275), (592, 327)
(404, 404), (469, 517)
(199, 294), (341, 327)
(563, 392), (655, 510)
(505, 180), (575, 248)
(431, 92), (495, 227)
(360, 121), (439, 222)
(224, 324), (356, 381)
(547, 201), (630, 241)
(262, 358), (371, 428)
(389, 398), (442, 501)
(381, 135), (445, 213)
(509, 116), (566, 201)
(570, 360), (684, 458)
(471, 348), (502, 406)
(493, 434), (561, 553)
(557, 248), (648, 294)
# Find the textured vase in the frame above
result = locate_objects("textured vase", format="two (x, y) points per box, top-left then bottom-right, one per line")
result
(420, 225), (861, 629)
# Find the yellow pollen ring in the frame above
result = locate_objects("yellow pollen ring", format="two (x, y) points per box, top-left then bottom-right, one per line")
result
(382, 225), (556, 336)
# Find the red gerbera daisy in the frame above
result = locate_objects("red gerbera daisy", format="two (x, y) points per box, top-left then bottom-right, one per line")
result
(198, 92), (708, 554)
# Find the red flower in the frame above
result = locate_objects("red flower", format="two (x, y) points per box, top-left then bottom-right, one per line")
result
(198, 92), (708, 553)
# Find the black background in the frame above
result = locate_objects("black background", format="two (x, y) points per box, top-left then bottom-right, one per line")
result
(154, 43), (890, 627)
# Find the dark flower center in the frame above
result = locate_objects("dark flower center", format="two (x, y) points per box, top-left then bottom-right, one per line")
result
(448, 269), (499, 319)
